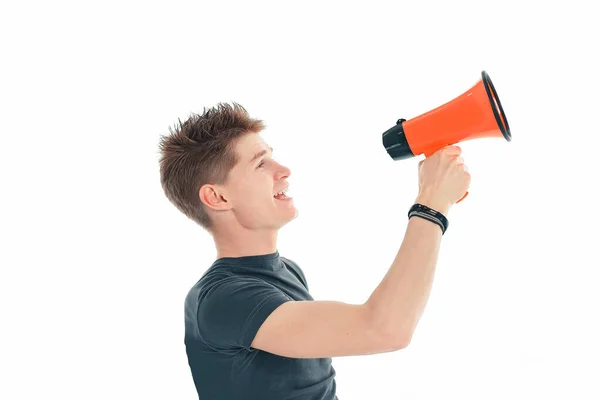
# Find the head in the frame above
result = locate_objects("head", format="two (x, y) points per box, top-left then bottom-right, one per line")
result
(158, 102), (297, 239)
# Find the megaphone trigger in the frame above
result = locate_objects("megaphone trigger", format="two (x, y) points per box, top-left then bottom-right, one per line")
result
(456, 191), (469, 203)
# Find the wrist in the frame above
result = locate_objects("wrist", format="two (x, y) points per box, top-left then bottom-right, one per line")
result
(414, 193), (451, 216)
(408, 203), (449, 235)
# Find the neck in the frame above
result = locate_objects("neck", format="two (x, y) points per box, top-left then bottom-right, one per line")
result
(213, 228), (279, 259)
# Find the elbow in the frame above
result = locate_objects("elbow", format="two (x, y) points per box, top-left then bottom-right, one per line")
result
(382, 321), (415, 350)
(397, 333), (412, 349)
(376, 324), (413, 351)
(364, 302), (413, 351)
(375, 330), (410, 352)
(388, 331), (412, 351)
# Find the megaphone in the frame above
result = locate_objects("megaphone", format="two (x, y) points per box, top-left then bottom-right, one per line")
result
(382, 70), (511, 203)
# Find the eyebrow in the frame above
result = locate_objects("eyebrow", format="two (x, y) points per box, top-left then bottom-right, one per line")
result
(249, 146), (273, 165)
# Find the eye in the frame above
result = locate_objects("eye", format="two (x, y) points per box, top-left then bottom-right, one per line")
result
(257, 161), (265, 168)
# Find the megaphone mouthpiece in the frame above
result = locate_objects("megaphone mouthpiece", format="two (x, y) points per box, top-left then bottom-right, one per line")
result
(382, 118), (415, 161)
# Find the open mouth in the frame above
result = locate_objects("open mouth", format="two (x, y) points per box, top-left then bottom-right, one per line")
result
(273, 188), (291, 200)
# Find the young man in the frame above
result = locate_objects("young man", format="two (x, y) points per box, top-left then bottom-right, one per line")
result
(158, 102), (470, 399)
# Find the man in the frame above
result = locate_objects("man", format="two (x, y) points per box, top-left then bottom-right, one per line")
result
(158, 102), (470, 399)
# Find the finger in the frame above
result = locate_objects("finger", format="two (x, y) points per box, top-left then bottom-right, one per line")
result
(443, 145), (462, 156)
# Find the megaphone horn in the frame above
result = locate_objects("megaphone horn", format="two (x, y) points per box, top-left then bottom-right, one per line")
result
(382, 70), (512, 203)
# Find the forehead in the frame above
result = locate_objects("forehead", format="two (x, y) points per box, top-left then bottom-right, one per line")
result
(234, 133), (270, 169)
(236, 132), (269, 154)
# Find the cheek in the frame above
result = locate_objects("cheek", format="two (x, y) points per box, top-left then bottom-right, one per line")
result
(239, 181), (272, 204)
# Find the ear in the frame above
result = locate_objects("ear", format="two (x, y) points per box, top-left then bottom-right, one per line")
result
(199, 184), (230, 211)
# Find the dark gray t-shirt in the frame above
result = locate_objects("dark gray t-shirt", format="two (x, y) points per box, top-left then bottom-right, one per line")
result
(184, 250), (338, 399)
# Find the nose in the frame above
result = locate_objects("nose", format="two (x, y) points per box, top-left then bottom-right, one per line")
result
(275, 163), (291, 180)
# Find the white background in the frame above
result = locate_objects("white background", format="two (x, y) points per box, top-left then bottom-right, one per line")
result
(2, 1), (599, 399)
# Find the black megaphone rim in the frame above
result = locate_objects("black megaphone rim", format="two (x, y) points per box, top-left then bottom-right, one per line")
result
(481, 70), (512, 142)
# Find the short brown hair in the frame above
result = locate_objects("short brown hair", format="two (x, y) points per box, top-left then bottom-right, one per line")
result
(158, 102), (266, 233)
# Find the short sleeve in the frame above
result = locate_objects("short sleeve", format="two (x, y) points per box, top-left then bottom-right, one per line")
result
(197, 276), (293, 350)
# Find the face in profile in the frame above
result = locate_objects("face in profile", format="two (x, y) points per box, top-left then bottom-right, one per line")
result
(203, 132), (298, 231)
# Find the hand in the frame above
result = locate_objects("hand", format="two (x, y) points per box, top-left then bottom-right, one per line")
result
(414, 145), (471, 215)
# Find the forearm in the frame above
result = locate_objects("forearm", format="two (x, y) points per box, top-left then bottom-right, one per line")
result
(365, 200), (448, 346)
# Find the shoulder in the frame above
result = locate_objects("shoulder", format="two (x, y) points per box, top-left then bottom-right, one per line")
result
(282, 256), (303, 274)
(281, 257), (308, 289)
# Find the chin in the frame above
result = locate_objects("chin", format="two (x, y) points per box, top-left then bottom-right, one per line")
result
(279, 208), (298, 226)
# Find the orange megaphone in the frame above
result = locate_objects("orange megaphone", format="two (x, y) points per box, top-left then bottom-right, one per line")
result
(382, 70), (512, 203)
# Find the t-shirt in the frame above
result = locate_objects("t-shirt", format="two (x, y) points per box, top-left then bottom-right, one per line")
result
(184, 250), (338, 399)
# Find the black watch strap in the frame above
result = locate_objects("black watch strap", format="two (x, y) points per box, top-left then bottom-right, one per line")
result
(408, 203), (449, 234)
